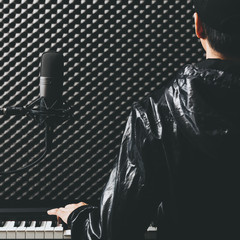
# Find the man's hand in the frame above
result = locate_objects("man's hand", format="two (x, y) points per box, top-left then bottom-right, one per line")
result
(47, 202), (88, 224)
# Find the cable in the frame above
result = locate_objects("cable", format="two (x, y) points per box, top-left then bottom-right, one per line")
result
(0, 97), (71, 175)
(0, 127), (49, 175)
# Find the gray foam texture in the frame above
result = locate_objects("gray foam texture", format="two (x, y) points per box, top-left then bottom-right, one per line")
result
(0, 0), (204, 203)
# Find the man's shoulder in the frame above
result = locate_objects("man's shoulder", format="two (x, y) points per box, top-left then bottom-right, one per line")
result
(132, 63), (198, 108)
(131, 60), (223, 114)
(138, 63), (199, 100)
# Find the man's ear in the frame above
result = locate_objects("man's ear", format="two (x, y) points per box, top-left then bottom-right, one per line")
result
(194, 12), (206, 39)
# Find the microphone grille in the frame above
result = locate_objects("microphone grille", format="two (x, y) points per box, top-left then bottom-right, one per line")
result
(40, 51), (63, 77)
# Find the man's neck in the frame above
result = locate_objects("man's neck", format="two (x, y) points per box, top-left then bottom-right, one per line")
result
(205, 41), (240, 62)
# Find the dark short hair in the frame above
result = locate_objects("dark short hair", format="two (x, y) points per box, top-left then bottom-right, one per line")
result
(202, 22), (240, 58)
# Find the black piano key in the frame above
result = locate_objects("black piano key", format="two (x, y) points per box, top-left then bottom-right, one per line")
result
(0, 221), (6, 227)
(51, 220), (57, 227)
(14, 220), (22, 227)
(62, 222), (68, 230)
(36, 220), (42, 227)
(25, 220), (32, 227)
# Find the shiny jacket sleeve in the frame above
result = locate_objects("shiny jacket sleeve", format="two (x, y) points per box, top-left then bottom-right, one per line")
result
(67, 96), (168, 240)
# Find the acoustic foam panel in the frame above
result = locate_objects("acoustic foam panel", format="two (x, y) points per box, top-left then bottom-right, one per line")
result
(0, 0), (204, 204)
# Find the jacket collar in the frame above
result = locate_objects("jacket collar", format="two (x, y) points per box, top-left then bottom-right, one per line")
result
(196, 58), (240, 75)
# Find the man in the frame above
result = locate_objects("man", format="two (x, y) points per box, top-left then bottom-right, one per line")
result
(48, 0), (240, 239)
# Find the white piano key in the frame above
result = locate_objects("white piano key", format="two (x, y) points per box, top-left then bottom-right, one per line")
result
(35, 221), (47, 239)
(0, 221), (9, 239)
(26, 221), (36, 239)
(63, 229), (71, 239)
(54, 223), (64, 239)
(16, 221), (26, 239)
(145, 226), (157, 240)
(6, 221), (16, 239)
(147, 226), (157, 232)
(44, 221), (54, 239)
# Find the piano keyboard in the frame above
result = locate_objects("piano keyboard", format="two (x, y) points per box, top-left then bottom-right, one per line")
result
(0, 220), (71, 239)
(0, 220), (70, 239)
(0, 220), (157, 239)
(0, 208), (157, 239)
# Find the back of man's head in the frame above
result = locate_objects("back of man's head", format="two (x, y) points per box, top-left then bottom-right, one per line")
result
(193, 0), (240, 58)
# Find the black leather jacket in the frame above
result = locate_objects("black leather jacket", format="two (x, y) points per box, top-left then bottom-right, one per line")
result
(68, 59), (240, 240)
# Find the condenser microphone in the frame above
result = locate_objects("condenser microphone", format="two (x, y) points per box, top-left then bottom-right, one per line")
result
(40, 51), (63, 109)
(39, 51), (64, 151)
(0, 51), (71, 175)
(0, 52), (64, 148)
(0, 51), (64, 118)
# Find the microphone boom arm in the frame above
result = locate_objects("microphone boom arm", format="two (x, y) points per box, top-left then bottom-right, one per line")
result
(0, 97), (72, 175)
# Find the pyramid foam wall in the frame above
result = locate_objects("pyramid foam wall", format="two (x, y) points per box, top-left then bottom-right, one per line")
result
(0, 0), (204, 204)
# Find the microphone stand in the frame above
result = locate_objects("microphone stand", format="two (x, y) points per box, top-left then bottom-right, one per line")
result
(0, 97), (72, 175)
